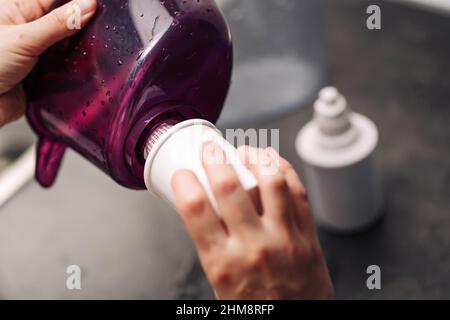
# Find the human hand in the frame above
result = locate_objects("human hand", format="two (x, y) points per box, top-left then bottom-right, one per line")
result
(172, 143), (334, 300)
(0, 0), (97, 127)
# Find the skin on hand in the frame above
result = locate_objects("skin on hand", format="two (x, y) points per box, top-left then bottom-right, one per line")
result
(0, 0), (97, 128)
(172, 143), (334, 300)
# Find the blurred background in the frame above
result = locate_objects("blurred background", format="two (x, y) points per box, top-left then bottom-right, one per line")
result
(0, 0), (449, 299)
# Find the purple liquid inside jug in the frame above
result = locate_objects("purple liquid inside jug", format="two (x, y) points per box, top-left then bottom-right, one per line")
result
(26, 0), (232, 189)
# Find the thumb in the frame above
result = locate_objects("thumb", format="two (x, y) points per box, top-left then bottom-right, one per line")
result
(15, 0), (97, 56)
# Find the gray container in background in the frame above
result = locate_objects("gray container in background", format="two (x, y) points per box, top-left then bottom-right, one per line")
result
(217, 0), (327, 127)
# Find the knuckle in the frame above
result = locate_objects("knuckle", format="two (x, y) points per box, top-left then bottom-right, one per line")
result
(211, 264), (233, 286)
(213, 176), (239, 196)
(180, 193), (207, 214)
(266, 174), (288, 192)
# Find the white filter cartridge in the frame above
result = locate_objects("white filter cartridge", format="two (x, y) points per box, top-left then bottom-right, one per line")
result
(296, 87), (383, 232)
(144, 119), (258, 211)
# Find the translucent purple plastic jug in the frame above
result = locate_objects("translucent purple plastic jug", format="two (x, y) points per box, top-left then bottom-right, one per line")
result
(26, 0), (233, 189)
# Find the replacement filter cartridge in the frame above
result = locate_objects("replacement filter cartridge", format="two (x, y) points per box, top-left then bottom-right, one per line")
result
(296, 87), (383, 232)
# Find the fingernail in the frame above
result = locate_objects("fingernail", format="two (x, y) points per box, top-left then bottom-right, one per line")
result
(75, 0), (96, 15)
(261, 151), (273, 168)
(202, 142), (225, 166)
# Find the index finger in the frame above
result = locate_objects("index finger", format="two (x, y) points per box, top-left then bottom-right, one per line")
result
(172, 169), (227, 252)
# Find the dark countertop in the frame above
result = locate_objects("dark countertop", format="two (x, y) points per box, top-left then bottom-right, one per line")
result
(256, 0), (450, 299)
